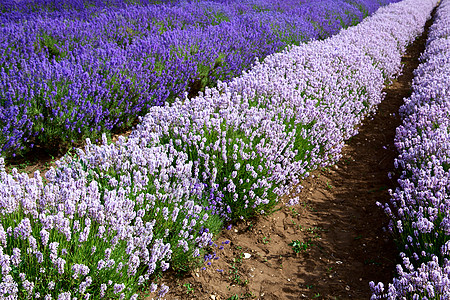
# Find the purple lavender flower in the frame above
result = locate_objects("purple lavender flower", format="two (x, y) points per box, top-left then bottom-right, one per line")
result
(10, 248), (21, 267)
(113, 283), (125, 294)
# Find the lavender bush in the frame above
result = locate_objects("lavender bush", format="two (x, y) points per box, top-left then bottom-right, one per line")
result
(371, 0), (450, 298)
(0, 0), (398, 158)
(0, 0), (438, 298)
(0, 134), (222, 298)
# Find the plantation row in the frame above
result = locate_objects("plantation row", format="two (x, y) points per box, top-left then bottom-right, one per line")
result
(371, 0), (450, 298)
(0, 0), (437, 298)
(0, 0), (397, 158)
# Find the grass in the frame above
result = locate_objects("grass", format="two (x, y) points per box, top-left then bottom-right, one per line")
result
(228, 251), (249, 287)
(183, 283), (194, 294)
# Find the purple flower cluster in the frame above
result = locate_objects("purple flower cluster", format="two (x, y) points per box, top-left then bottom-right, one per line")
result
(0, 0), (436, 298)
(0, 131), (218, 298)
(371, 0), (450, 298)
(0, 0), (398, 157)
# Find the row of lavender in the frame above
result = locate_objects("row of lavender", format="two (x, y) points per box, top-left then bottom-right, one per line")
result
(371, 0), (450, 298)
(0, 0), (396, 158)
(0, 0), (437, 299)
(0, 0), (170, 14)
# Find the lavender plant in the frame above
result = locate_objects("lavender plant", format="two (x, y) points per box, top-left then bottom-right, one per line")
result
(131, 97), (300, 220)
(0, 132), (223, 298)
(371, 0), (450, 298)
(0, 160), (142, 299)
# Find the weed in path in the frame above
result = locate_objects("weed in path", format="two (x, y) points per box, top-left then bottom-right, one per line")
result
(183, 283), (194, 295)
(289, 239), (312, 254)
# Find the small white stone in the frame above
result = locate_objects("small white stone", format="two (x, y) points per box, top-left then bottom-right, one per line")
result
(210, 295), (216, 300)
(336, 261), (343, 264)
(243, 253), (251, 259)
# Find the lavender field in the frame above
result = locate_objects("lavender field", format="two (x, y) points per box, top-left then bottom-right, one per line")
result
(0, 0), (391, 158)
(0, 0), (447, 299)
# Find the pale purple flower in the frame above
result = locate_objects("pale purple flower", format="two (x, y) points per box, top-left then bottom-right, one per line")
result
(72, 264), (90, 279)
(0, 224), (6, 247)
(11, 248), (21, 267)
(23, 280), (34, 295)
(13, 218), (32, 240)
(56, 258), (66, 275)
(149, 283), (158, 293)
(159, 284), (169, 298)
(100, 284), (107, 298)
(113, 283), (125, 294)
(40, 229), (50, 246)
(57, 292), (71, 300)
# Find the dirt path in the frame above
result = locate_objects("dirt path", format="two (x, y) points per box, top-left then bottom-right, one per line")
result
(159, 11), (434, 300)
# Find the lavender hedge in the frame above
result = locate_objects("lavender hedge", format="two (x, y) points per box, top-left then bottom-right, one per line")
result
(0, 0), (173, 14)
(0, 0), (398, 158)
(371, 0), (450, 298)
(0, 0), (437, 298)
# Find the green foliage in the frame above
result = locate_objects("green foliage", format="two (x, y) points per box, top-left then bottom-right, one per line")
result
(35, 33), (65, 61)
(288, 239), (312, 253)
(206, 11), (230, 25)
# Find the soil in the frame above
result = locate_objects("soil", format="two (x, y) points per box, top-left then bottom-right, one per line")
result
(152, 10), (434, 300)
